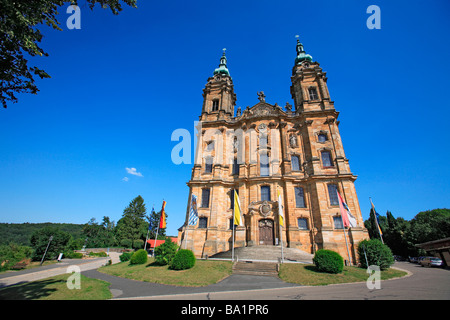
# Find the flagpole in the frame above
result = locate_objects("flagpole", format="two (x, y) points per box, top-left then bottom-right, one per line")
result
(144, 228), (150, 251)
(279, 216), (284, 263)
(232, 189), (236, 262)
(370, 197), (384, 244)
(277, 186), (284, 263)
(342, 225), (352, 265)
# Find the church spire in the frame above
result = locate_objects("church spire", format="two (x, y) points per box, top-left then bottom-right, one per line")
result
(213, 48), (230, 76)
(294, 35), (313, 65)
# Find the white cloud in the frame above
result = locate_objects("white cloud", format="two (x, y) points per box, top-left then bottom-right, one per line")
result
(125, 167), (143, 177)
(122, 177), (129, 182)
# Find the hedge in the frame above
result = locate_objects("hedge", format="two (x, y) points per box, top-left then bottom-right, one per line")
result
(313, 249), (344, 274)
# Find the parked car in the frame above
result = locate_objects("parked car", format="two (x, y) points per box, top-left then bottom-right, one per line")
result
(408, 257), (419, 263)
(420, 256), (443, 267)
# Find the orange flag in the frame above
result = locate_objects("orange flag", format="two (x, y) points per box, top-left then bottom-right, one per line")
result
(159, 200), (166, 229)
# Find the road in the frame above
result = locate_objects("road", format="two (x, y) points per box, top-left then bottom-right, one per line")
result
(0, 253), (120, 289)
(1, 258), (448, 300)
(120, 262), (449, 300)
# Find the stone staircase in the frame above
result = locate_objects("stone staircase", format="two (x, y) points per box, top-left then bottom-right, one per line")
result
(232, 261), (279, 277)
(210, 245), (314, 264)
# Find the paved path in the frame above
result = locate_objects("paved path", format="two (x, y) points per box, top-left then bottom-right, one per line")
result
(127, 262), (448, 300)
(0, 253), (120, 289)
(1, 257), (449, 300)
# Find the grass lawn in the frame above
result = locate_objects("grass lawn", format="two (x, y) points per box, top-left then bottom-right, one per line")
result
(0, 273), (112, 300)
(279, 263), (408, 286)
(98, 258), (233, 287)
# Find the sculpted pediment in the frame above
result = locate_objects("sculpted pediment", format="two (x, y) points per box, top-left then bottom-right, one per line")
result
(239, 102), (286, 119)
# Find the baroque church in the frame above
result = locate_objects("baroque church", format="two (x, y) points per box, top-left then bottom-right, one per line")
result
(177, 38), (369, 263)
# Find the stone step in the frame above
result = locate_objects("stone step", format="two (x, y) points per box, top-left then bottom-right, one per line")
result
(232, 261), (279, 276)
(210, 245), (314, 263)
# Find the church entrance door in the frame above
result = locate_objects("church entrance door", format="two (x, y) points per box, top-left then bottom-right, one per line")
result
(259, 219), (274, 245)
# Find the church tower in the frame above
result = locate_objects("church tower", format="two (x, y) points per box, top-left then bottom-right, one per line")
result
(178, 40), (368, 263)
(201, 49), (236, 122)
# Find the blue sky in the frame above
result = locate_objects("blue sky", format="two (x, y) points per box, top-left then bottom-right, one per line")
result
(1, 0), (449, 236)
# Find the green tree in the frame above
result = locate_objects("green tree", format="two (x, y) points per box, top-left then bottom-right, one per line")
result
(115, 195), (148, 244)
(357, 239), (394, 270)
(0, 243), (33, 271)
(82, 216), (116, 248)
(364, 208), (387, 241)
(0, 0), (137, 108)
(147, 206), (167, 239)
(383, 211), (409, 257)
(29, 226), (71, 261)
(154, 237), (178, 266)
(406, 208), (450, 247)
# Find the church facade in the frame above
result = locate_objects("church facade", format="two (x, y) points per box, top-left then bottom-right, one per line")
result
(178, 39), (369, 263)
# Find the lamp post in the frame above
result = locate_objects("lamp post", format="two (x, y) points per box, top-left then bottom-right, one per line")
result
(40, 235), (53, 266)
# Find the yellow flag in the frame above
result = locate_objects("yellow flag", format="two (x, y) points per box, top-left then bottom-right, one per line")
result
(278, 189), (284, 227)
(233, 189), (243, 226)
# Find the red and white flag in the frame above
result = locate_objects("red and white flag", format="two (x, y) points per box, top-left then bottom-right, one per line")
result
(337, 191), (357, 228)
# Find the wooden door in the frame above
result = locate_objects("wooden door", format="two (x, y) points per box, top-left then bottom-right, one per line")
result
(259, 219), (274, 245)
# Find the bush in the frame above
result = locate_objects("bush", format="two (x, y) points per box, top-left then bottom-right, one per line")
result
(154, 238), (178, 266)
(64, 251), (83, 259)
(89, 251), (107, 257)
(29, 226), (71, 261)
(357, 239), (394, 270)
(120, 239), (132, 249)
(133, 239), (144, 249)
(130, 249), (148, 265)
(313, 249), (344, 274)
(119, 251), (134, 262)
(170, 249), (196, 270)
(0, 243), (32, 271)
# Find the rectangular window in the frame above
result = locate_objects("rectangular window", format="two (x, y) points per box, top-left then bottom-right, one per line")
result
(318, 133), (327, 142)
(291, 155), (300, 171)
(333, 216), (343, 229)
(205, 157), (213, 173)
(232, 158), (240, 175)
(261, 186), (271, 201)
(199, 217), (208, 229)
(229, 218), (234, 230)
(259, 134), (268, 148)
(298, 218), (308, 230)
(308, 87), (319, 100)
(260, 152), (270, 176)
(295, 187), (306, 208)
(207, 141), (215, 151)
(327, 184), (339, 206)
(230, 189), (238, 209)
(321, 151), (333, 167)
(201, 188), (210, 208)
(212, 100), (219, 111)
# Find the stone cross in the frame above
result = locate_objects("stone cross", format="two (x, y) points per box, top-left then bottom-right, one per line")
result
(257, 91), (266, 102)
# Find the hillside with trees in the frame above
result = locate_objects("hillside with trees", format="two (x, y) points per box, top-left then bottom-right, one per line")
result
(364, 208), (450, 257)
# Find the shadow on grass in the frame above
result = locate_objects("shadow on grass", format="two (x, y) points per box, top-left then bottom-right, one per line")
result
(0, 278), (64, 300)
(145, 261), (166, 268)
(304, 265), (319, 272)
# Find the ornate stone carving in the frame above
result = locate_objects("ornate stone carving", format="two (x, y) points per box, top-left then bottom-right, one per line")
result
(257, 91), (266, 102)
(289, 134), (298, 148)
(259, 201), (271, 217)
(259, 219), (273, 228)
